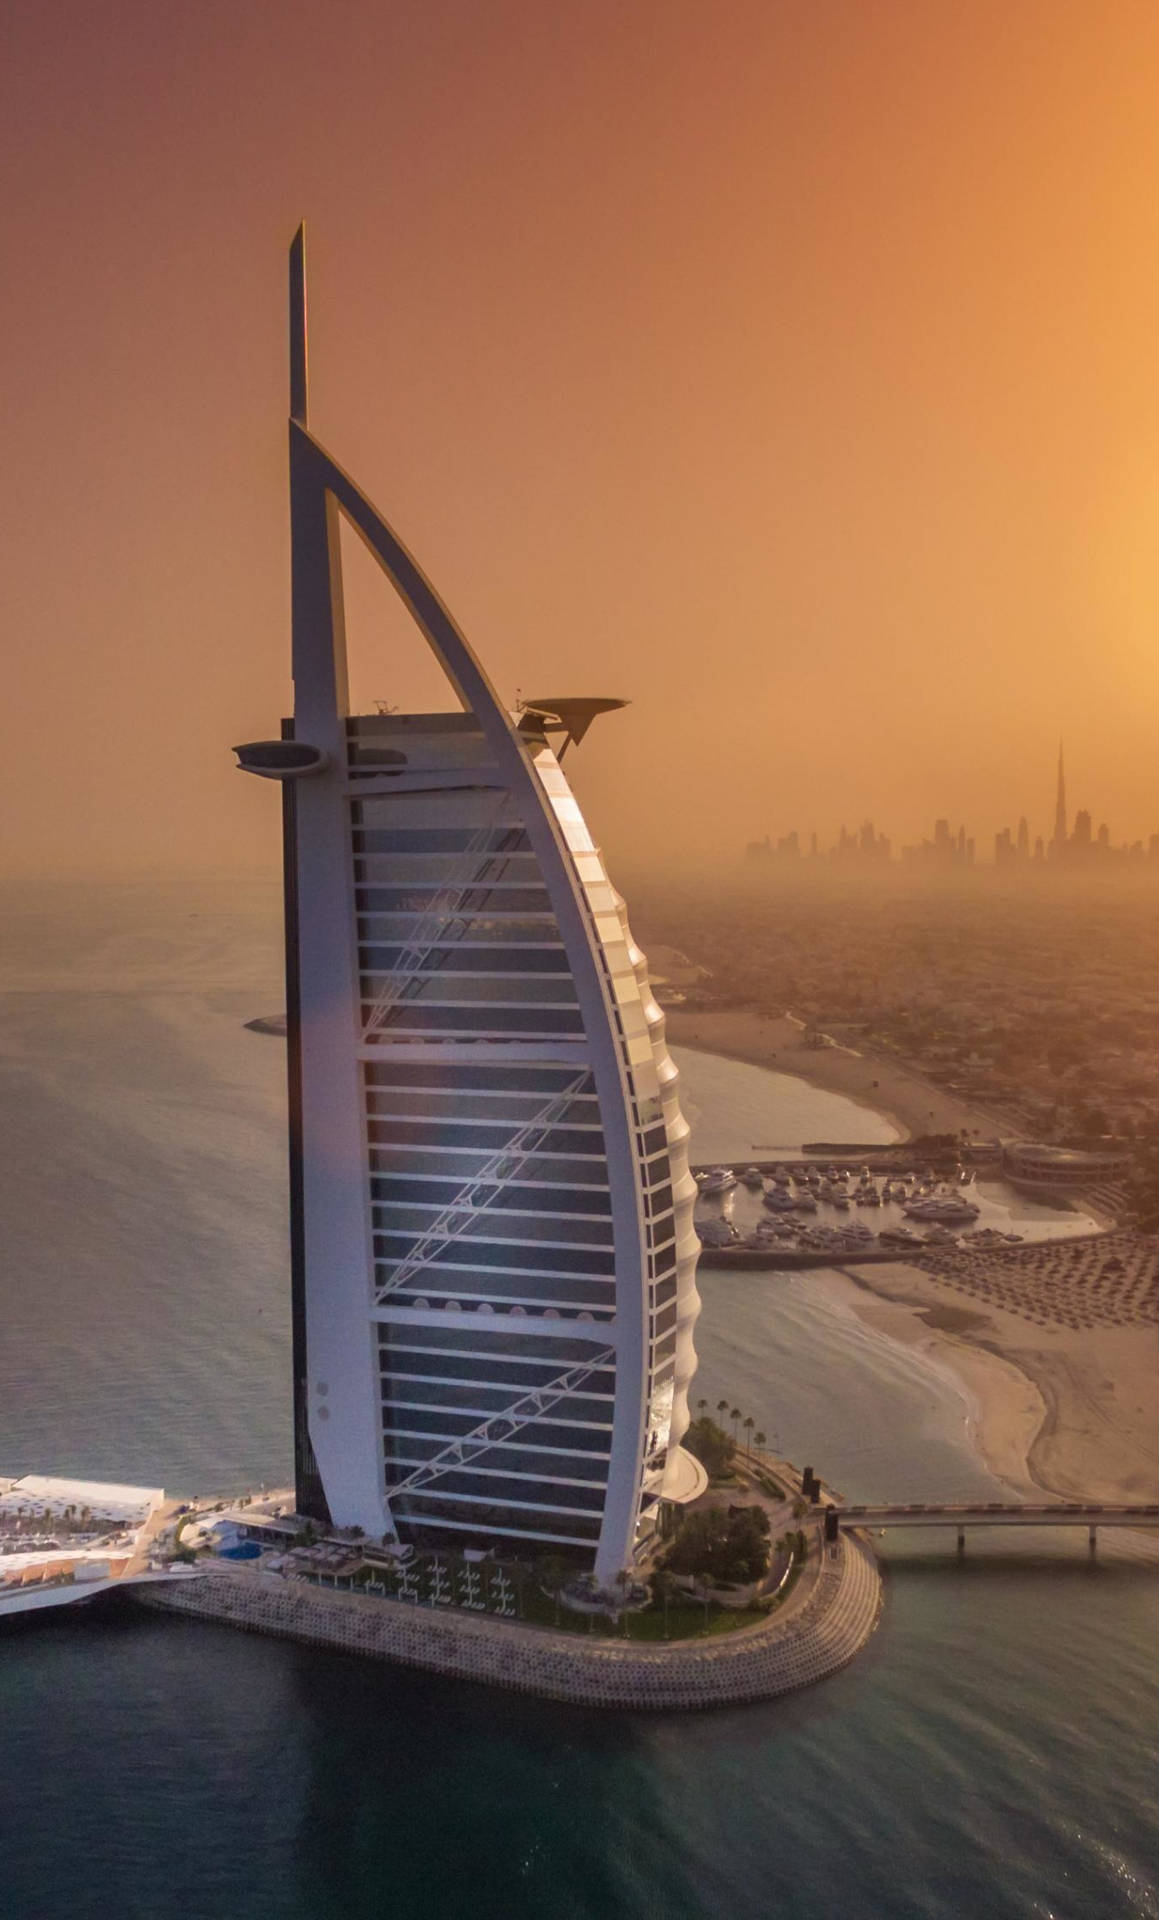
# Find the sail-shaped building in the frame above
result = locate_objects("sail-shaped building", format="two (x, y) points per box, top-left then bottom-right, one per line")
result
(236, 230), (700, 1583)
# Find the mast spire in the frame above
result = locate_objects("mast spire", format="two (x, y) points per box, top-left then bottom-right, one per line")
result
(289, 222), (308, 426)
(1054, 738), (1067, 848)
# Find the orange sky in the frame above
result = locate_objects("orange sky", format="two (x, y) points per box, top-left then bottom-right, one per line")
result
(3, 0), (1159, 875)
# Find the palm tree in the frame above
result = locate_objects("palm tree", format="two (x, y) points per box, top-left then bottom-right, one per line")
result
(653, 1568), (677, 1640)
(538, 1554), (569, 1626)
(716, 1399), (729, 1423)
(613, 1568), (630, 1632)
(695, 1575), (711, 1635)
(743, 1415), (755, 1454)
(730, 1406), (741, 1445)
(697, 1397), (708, 1419)
(755, 1431), (767, 1452)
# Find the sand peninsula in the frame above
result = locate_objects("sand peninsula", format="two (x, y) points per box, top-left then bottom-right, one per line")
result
(666, 1008), (1159, 1511)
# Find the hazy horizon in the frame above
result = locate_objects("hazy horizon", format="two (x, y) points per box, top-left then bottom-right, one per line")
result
(4, 1), (1159, 879)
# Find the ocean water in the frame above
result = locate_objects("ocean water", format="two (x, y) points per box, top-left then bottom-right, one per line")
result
(1, 877), (1157, 1920)
(668, 1046), (900, 1161)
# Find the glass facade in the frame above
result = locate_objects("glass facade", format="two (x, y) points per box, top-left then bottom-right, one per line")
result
(337, 711), (700, 1567)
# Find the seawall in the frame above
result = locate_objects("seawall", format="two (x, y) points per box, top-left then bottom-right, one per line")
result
(133, 1534), (883, 1711)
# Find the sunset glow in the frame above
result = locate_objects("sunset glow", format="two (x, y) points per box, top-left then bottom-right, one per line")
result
(3, 1), (1159, 874)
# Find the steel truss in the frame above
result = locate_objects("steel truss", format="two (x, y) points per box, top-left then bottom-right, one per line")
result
(385, 1345), (616, 1499)
(373, 1069), (593, 1302)
(362, 794), (525, 1038)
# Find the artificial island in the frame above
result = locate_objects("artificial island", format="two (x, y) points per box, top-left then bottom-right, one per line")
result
(0, 231), (883, 1709)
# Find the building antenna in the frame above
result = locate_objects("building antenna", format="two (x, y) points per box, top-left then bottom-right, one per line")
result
(289, 222), (308, 427)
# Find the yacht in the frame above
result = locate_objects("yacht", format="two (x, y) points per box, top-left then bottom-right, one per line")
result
(879, 1226), (923, 1249)
(904, 1195), (980, 1225)
(697, 1217), (740, 1248)
(909, 1201), (981, 1224)
(763, 1188), (796, 1212)
(699, 1167), (737, 1196)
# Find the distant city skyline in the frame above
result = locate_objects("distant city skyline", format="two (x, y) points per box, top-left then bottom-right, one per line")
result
(746, 743), (1159, 872)
(5, 8), (1159, 877)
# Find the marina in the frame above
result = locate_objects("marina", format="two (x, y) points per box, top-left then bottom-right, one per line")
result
(692, 1159), (1103, 1268)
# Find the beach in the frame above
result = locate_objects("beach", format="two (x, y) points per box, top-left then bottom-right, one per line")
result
(830, 1260), (1159, 1506)
(665, 1007), (1008, 1142)
(667, 1010), (1159, 1510)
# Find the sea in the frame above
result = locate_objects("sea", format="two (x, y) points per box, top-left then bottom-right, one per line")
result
(1, 875), (1157, 1920)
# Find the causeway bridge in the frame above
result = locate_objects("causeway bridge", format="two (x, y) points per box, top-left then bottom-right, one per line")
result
(827, 1501), (1159, 1552)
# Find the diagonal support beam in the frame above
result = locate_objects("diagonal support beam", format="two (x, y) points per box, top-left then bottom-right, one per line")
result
(362, 795), (521, 1038)
(386, 1346), (615, 1499)
(373, 1070), (592, 1302)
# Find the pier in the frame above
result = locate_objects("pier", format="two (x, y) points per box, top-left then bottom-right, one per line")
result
(827, 1501), (1159, 1553)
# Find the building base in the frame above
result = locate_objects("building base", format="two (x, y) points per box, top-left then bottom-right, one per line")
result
(132, 1535), (882, 1711)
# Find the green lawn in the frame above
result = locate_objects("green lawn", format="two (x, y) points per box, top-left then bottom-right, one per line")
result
(307, 1552), (789, 1644)
(623, 1603), (768, 1641)
(519, 1582), (769, 1640)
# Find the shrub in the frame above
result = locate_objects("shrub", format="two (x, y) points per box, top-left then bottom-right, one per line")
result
(682, 1416), (735, 1478)
(662, 1504), (771, 1584)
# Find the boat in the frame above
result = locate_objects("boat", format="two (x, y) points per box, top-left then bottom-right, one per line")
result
(763, 1189), (796, 1212)
(699, 1167), (737, 1195)
(742, 1167), (764, 1190)
(879, 1226), (923, 1249)
(904, 1197), (980, 1225)
(696, 1217), (740, 1248)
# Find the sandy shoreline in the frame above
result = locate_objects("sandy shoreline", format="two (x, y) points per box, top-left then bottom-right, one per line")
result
(830, 1260), (1159, 1506)
(666, 1008), (1008, 1144)
(666, 1013), (1159, 1507)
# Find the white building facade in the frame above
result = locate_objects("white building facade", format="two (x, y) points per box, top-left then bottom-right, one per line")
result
(237, 231), (699, 1581)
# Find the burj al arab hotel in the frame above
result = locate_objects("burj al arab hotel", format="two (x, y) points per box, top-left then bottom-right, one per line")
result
(236, 230), (700, 1584)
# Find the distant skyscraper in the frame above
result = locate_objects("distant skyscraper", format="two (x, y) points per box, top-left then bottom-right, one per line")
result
(1053, 742), (1068, 852)
(1016, 816), (1030, 860)
(235, 230), (700, 1581)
